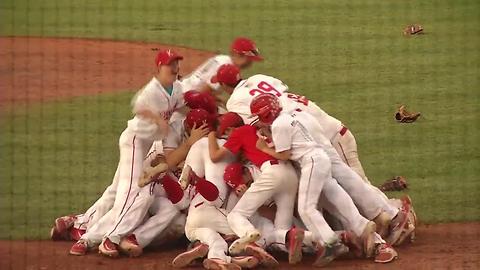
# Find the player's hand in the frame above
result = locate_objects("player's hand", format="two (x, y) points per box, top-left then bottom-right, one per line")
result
(235, 184), (248, 197)
(256, 137), (268, 150)
(187, 123), (209, 146)
(137, 109), (170, 134)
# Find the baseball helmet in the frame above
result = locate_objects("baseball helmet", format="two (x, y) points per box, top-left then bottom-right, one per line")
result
(210, 64), (241, 86)
(185, 108), (215, 131)
(250, 93), (282, 124)
(224, 163), (246, 189)
(183, 90), (218, 115)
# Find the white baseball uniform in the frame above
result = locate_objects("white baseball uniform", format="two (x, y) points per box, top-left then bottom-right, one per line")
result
(226, 74), (371, 182)
(80, 77), (184, 247)
(181, 55), (233, 93)
(182, 137), (236, 262)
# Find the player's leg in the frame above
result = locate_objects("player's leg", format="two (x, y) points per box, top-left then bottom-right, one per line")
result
(98, 132), (152, 257)
(270, 163), (298, 230)
(319, 179), (377, 257)
(227, 163), (281, 247)
(128, 196), (180, 250)
(105, 184), (155, 247)
(297, 153), (337, 245)
(332, 129), (370, 183)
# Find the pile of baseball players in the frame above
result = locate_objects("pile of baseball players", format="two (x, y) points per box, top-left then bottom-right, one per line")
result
(50, 37), (417, 269)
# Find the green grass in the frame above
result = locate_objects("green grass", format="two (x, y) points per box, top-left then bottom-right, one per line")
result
(1, 0), (479, 239)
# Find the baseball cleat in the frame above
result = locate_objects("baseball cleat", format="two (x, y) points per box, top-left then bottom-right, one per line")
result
(313, 241), (349, 267)
(339, 231), (363, 258)
(374, 243), (398, 263)
(172, 243), (209, 268)
(119, 234), (143, 257)
(231, 256), (259, 268)
(386, 204), (410, 245)
(203, 258), (241, 270)
(244, 243), (279, 268)
(287, 227), (305, 264)
(51, 215), (76, 240)
(69, 240), (88, 256)
(99, 238), (119, 258)
(228, 230), (261, 255)
(373, 211), (391, 238)
(361, 221), (377, 258)
(69, 228), (86, 242)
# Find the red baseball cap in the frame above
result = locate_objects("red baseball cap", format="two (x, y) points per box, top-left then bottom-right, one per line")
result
(217, 112), (244, 136)
(155, 49), (183, 66)
(211, 64), (241, 85)
(231, 37), (263, 61)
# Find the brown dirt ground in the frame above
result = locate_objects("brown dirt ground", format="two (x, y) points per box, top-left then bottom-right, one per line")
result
(0, 223), (478, 270)
(0, 36), (214, 105)
(1, 37), (479, 269)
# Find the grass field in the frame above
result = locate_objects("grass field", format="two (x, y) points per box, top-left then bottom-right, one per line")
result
(0, 0), (479, 239)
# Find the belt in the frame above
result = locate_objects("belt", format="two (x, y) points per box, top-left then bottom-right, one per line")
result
(269, 160), (279, 165)
(339, 126), (348, 136)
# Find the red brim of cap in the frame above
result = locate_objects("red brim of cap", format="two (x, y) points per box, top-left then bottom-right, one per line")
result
(247, 55), (263, 61)
(160, 55), (184, 66)
(210, 75), (219, 83)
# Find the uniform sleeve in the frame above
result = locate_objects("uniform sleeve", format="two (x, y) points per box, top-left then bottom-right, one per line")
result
(162, 120), (184, 150)
(223, 129), (243, 154)
(271, 116), (293, 153)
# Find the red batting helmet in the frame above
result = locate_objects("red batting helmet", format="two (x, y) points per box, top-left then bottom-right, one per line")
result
(250, 93), (282, 124)
(185, 108), (215, 131)
(224, 163), (245, 189)
(183, 90), (218, 115)
(231, 37), (263, 61)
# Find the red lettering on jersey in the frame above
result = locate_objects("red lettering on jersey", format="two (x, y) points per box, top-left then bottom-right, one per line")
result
(286, 93), (309, 106)
(248, 81), (282, 97)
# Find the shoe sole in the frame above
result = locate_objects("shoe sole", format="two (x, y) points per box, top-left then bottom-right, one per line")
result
(363, 221), (377, 258)
(203, 259), (241, 270)
(245, 245), (279, 268)
(172, 244), (209, 267)
(394, 222), (415, 246)
(231, 256), (259, 268)
(120, 244), (143, 257)
(386, 205), (411, 245)
(288, 229), (304, 264)
(228, 231), (261, 255)
(375, 249), (398, 263)
(69, 250), (87, 256)
(99, 246), (119, 258)
(313, 245), (349, 267)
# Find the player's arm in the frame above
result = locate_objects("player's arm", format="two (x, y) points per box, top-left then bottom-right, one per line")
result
(164, 123), (209, 169)
(256, 138), (292, 161)
(208, 131), (232, 162)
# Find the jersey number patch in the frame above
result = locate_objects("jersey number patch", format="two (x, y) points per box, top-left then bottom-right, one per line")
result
(249, 81), (282, 97)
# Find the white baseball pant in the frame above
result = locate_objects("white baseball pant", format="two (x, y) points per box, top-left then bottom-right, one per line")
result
(227, 161), (298, 239)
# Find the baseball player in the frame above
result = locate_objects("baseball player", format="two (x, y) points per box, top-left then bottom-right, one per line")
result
(178, 135), (261, 270)
(179, 37), (263, 114)
(100, 109), (212, 257)
(207, 113), (304, 264)
(212, 64), (410, 244)
(69, 49), (185, 256)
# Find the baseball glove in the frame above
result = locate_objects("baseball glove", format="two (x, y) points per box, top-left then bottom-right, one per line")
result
(138, 154), (169, 187)
(379, 176), (408, 192)
(395, 105), (421, 123)
(403, 24), (423, 36)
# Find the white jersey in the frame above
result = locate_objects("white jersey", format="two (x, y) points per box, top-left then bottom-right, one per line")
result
(181, 55), (233, 92)
(127, 77), (184, 140)
(271, 110), (331, 162)
(162, 117), (186, 151)
(184, 137), (235, 206)
(226, 74), (342, 140)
